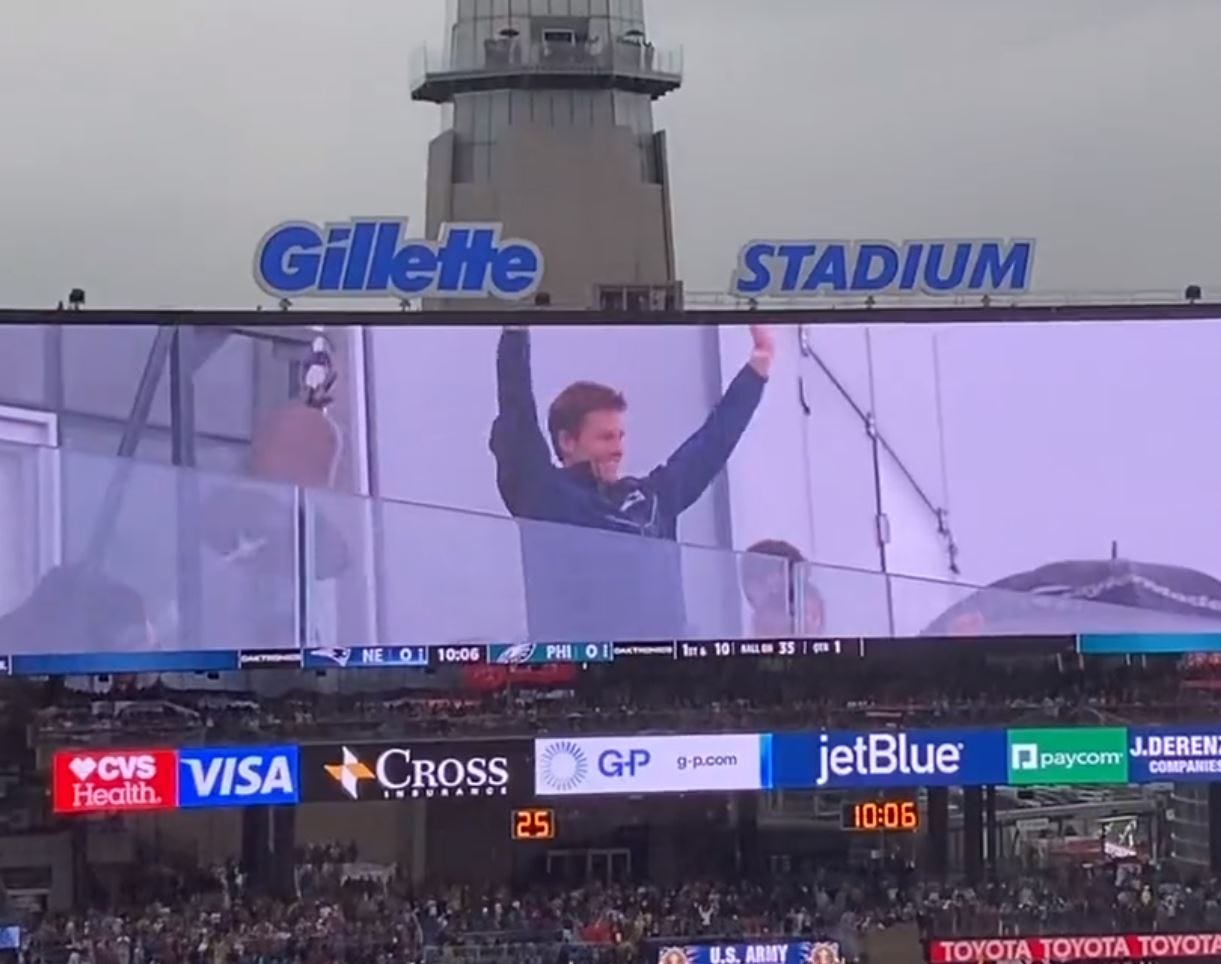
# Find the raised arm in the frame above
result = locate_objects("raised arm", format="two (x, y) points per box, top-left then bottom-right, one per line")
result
(650, 325), (774, 514)
(489, 325), (554, 514)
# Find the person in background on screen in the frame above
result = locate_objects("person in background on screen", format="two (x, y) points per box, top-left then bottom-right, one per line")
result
(0, 565), (154, 653)
(490, 324), (774, 537)
(740, 539), (827, 636)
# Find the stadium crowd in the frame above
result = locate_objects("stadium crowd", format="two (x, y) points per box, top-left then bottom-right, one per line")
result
(15, 852), (1221, 964)
(21, 654), (1202, 748)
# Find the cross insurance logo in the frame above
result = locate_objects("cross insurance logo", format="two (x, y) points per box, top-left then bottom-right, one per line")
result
(535, 734), (765, 796)
(1007, 728), (1128, 785)
(178, 746), (300, 808)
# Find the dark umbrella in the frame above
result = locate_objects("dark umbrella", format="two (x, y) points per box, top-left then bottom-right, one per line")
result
(924, 554), (1221, 636)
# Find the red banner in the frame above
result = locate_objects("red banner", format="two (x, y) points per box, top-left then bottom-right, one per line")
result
(52, 748), (177, 815)
(462, 662), (578, 692)
(929, 933), (1221, 963)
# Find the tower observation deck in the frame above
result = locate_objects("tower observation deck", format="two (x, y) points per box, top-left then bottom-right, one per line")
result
(412, 0), (685, 310)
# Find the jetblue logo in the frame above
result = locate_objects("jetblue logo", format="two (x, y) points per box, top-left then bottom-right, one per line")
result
(815, 732), (962, 787)
(254, 219), (544, 300)
(599, 748), (652, 778)
(731, 238), (1033, 297)
(178, 746), (300, 808)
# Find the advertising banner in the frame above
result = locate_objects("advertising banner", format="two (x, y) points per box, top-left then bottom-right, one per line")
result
(253, 219), (544, 300)
(928, 933), (1221, 963)
(52, 746), (302, 814)
(729, 238), (1033, 298)
(768, 729), (1008, 790)
(658, 942), (842, 964)
(534, 734), (765, 797)
(300, 739), (531, 804)
(1007, 728), (1128, 786)
(177, 746), (300, 809)
(52, 748), (178, 815)
(1129, 726), (1221, 782)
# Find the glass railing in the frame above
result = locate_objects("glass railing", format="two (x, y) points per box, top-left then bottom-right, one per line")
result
(410, 38), (683, 89)
(2, 441), (1220, 658)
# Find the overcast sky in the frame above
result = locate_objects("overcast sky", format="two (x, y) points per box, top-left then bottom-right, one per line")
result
(2, 0), (1220, 309)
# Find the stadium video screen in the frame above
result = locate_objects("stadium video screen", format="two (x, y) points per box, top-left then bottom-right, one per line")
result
(1, 312), (1220, 670)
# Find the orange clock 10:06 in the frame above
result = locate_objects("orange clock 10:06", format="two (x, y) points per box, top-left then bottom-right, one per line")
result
(511, 808), (556, 840)
(842, 799), (919, 832)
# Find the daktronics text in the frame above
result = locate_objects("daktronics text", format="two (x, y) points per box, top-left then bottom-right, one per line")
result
(309, 743), (516, 802)
(254, 219), (544, 300)
(178, 747), (300, 808)
(52, 749), (178, 815)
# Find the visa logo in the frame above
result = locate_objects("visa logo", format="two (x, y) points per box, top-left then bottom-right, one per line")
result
(178, 746), (300, 809)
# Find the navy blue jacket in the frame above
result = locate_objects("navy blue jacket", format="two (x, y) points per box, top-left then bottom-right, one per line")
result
(489, 328), (766, 640)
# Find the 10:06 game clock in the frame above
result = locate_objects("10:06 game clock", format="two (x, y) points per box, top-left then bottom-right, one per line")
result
(842, 798), (919, 833)
(511, 808), (556, 840)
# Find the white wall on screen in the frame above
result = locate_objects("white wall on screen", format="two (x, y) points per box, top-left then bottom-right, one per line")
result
(0, 406), (60, 614)
(932, 319), (1221, 583)
(720, 317), (1221, 610)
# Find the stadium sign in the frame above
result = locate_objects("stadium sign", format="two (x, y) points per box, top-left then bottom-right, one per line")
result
(928, 933), (1221, 963)
(52, 746), (302, 814)
(301, 739), (529, 803)
(730, 238), (1033, 298)
(535, 734), (765, 796)
(52, 748), (178, 815)
(178, 746), (300, 809)
(254, 218), (544, 300)
(1007, 727), (1128, 785)
(1128, 726), (1221, 782)
(768, 729), (1008, 790)
(657, 942), (842, 964)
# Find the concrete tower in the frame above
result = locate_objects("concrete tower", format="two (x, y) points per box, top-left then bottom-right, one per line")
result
(412, 0), (683, 310)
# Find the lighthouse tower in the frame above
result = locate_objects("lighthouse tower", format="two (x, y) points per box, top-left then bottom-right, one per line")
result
(412, 0), (683, 310)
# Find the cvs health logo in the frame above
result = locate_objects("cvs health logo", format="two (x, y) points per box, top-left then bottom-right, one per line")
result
(52, 749), (177, 815)
(179, 746), (300, 808)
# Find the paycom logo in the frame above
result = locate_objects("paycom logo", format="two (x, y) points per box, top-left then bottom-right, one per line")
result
(1007, 728), (1128, 786)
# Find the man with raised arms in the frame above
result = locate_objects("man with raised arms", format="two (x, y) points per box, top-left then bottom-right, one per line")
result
(490, 324), (774, 639)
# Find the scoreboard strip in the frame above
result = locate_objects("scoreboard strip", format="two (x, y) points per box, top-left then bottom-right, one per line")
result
(0, 634), (1088, 676)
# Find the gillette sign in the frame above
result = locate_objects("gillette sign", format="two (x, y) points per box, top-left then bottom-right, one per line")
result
(769, 729), (1008, 790)
(730, 238), (1033, 298)
(52, 746), (300, 815)
(254, 219), (544, 300)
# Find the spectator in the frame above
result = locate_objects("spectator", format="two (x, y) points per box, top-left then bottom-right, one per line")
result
(740, 539), (826, 636)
